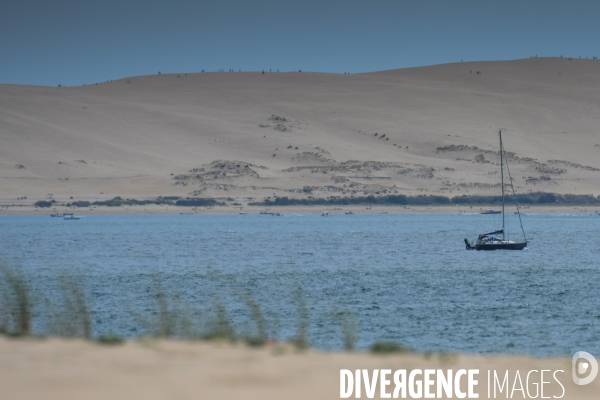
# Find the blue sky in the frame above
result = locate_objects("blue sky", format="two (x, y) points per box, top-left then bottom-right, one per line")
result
(2, 0), (599, 86)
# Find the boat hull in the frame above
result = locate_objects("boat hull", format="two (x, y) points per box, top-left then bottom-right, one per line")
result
(465, 239), (527, 251)
(464, 239), (527, 250)
(476, 241), (527, 250)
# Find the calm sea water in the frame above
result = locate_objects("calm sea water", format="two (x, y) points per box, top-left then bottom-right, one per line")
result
(1, 212), (599, 355)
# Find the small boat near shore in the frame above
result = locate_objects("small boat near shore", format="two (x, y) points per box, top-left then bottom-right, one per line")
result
(345, 211), (354, 215)
(51, 212), (74, 217)
(64, 215), (79, 220)
(480, 209), (501, 215)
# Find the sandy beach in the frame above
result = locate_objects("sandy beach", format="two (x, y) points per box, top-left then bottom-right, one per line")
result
(0, 337), (596, 400)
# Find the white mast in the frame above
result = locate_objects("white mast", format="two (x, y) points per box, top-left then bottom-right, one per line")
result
(499, 130), (505, 240)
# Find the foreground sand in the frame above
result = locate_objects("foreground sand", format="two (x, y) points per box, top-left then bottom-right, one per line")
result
(0, 337), (597, 400)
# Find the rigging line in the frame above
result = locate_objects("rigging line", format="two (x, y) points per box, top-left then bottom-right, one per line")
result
(503, 147), (527, 241)
(493, 143), (501, 224)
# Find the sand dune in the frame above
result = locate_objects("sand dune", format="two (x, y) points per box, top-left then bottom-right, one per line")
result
(1, 58), (599, 205)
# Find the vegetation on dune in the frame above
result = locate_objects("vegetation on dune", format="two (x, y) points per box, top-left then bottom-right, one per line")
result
(202, 301), (235, 341)
(60, 196), (224, 207)
(68, 201), (92, 208)
(91, 196), (178, 207)
(250, 195), (451, 207)
(449, 192), (600, 205)
(34, 200), (55, 208)
(370, 341), (408, 354)
(31, 192), (600, 210)
(249, 192), (600, 207)
(337, 309), (357, 351)
(96, 333), (125, 345)
(0, 266), (31, 336)
(241, 293), (267, 347)
(291, 287), (310, 350)
(174, 198), (225, 207)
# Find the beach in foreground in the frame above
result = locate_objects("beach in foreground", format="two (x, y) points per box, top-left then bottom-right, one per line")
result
(0, 338), (596, 400)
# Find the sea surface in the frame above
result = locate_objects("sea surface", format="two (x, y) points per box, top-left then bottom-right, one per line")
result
(1, 212), (599, 355)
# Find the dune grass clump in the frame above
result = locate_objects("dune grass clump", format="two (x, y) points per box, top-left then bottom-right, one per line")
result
(155, 290), (175, 338)
(370, 341), (408, 354)
(96, 334), (124, 345)
(241, 294), (267, 347)
(0, 266), (31, 337)
(338, 310), (357, 351)
(144, 277), (200, 339)
(290, 287), (310, 350)
(202, 301), (236, 341)
(0, 267), (389, 354)
(48, 276), (91, 339)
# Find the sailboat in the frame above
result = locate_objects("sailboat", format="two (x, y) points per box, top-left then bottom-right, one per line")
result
(464, 130), (528, 250)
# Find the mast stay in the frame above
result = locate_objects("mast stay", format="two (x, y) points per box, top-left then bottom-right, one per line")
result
(502, 136), (527, 241)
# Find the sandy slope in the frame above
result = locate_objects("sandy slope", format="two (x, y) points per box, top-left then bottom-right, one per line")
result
(0, 338), (597, 400)
(1, 58), (600, 206)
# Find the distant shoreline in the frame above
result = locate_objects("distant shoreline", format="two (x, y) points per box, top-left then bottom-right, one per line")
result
(1, 204), (599, 217)
(1, 191), (600, 217)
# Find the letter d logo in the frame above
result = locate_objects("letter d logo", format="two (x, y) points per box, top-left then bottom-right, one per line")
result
(572, 351), (598, 385)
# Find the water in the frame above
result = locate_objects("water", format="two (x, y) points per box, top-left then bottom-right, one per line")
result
(1, 212), (599, 355)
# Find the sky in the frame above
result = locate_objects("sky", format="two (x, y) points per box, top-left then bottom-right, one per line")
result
(1, 0), (599, 86)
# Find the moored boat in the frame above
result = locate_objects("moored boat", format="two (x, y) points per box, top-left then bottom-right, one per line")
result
(465, 130), (528, 251)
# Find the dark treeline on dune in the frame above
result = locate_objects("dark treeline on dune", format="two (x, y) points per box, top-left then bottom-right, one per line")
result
(32, 192), (600, 209)
(35, 197), (225, 208)
(249, 192), (600, 207)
